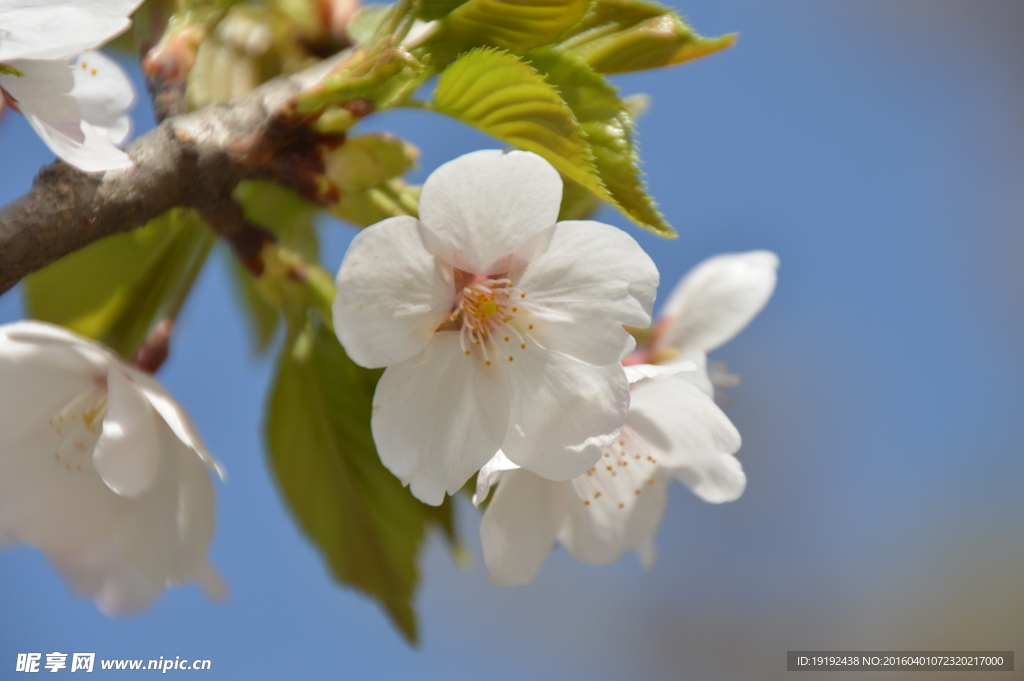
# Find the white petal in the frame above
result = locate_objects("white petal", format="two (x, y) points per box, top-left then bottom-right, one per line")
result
(113, 422), (218, 589)
(559, 432), (669, 566)
(0, 409), (122, 555)
(0, 0), (143, 61)
(2, 59), (133, 171)
(622, 475), (668, 553)
(517, 220), (658, 365)
(0, 325), (99, 452)
(0, 323), (123, 553)
(70, 51), (134, 145)
(371, 333), (510, 505)
(418, 150), (562, 274)
(50, 536), (164, 615)
(628, 376), (745, 503)
(473, 450), (519, 507)
(636, 535), (657, 570)
(669, 351), (714, 398)
(128, 367), (225, 480)
(501, 347), (628, 481)
(0, 59), (81, 142)
(480, 469), (572, 586)
(558, 493), (626, 566)
(624, 361), (695, 384)
(1, 319), (109, 354)
(93, 368), (161, 498)
(35, 118), (133, 172)
(659, 250), (779, 355)
(334, 216), (454, 368)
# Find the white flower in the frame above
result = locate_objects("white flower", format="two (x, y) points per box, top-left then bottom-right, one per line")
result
(0, 0), (142, 171)
(476, 366), (743, 586)
(333, 150), (659, 505)
(645, 250), (779, 396)
(0, 322), (225, 614)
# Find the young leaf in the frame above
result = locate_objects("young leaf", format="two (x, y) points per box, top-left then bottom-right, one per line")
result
(266, 320), (455, 644)
(528, 50), (672, 236)
(431, 48), (608, 205)
(322, 133), (421, 227)
(433, 0), (590, 53)
(23, 209), (214, 358)
(557, 0), (735, 74)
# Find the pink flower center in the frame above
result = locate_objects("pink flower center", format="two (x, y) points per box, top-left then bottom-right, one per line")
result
(446, 272), (534, 366)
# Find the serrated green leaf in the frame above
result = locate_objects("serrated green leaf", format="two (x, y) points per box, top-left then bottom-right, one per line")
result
(557, 0), (735, 74)
(229, 181), (321, 351)
(432, 48), (608, 205)
(528, 50), (671, 236)
(24, 209), (213, 358)
(433, 0), (590, 52)
(266, 320), (455, 644)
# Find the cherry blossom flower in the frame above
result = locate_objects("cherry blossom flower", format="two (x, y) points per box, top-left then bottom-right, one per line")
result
(0, 322), (225, 614)
(0, 0), (142, 171)
(333, 150), (659, 505)
(476, 366), (743, 586)
(476, 251), (778, 585)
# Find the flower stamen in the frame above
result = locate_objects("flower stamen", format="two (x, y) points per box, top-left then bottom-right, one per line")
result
(446, 274), (535, 363)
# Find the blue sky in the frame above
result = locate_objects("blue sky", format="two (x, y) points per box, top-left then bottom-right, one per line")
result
(2, 2), (1023, 679)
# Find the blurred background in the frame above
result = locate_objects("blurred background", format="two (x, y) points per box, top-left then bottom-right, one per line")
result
(2, 1), (1023, 679)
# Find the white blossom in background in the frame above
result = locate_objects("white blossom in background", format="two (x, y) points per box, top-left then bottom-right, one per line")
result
(0, 0), (142, 171)
(643, 250), (779, 396)
(0, 322), (225, 614)
(476, 251), (778, 585)
(476, 366), (743, 586)
(333, 150), (659, 505)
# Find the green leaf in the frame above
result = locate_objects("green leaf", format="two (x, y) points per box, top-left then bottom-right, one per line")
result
(557, 0), (735, 74)
(322, 133), (421, 227)
(558, 174), (603, 222)
(0, 64), (25, 76)
(432, 48), (608, 205)
(296, 47), (426, 117)
(527, 49), (671, 236)
(433, 0), (590, 52)
(266, 320), (455, 644)
(24, 209), (214, 358)
(417, 0), (469, 21)
(229, 181), (322, 351)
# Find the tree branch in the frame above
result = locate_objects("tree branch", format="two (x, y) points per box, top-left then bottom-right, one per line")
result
(0, 64), (336, 295)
